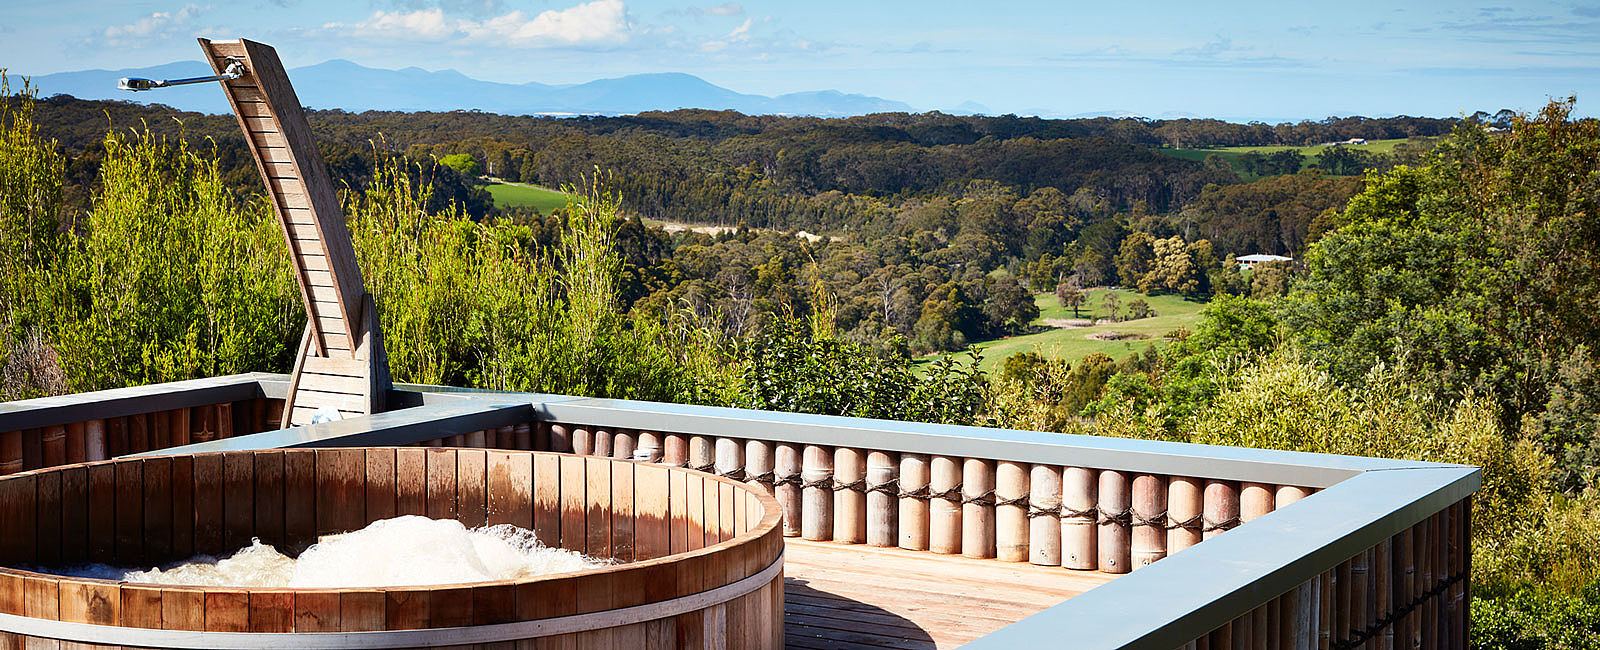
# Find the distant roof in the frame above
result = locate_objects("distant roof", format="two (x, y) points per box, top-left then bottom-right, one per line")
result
(1238, 254), (1292, 263)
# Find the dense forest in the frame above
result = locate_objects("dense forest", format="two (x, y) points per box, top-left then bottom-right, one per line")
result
(4, 79), (1598, 646)
(20, 91), (1441, 355)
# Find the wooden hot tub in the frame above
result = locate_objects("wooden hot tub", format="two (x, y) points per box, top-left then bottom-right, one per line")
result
(0, 448), (784, 648)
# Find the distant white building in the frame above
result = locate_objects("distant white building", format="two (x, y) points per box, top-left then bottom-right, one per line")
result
(1237, 254), (1292, 270)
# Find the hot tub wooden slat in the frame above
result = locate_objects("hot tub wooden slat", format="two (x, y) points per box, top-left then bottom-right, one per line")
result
(150, 410), (171, 452)
(0, 475), (34, 565)
(457, 449), (488, 529)
(254, 451), (286, 549)
(612, 460), (636, 563)
(636, 465), (671, 561)
(430, 586), (474, 628)
(395, 448), (426, 517)
(366, 448), (398, 523)
(171, 456), (194, 558)
(426, 449), (458, 521)
(60, 466), (87, 565)
(292, 591), (340, 632)
(340, 590), (384, 632)
(121, 584), (162, 629)
(249, 590), (294, 633)
(143, 457), (174, 563)
(115, 460), (145, 565)
(669, 468), (690, 555)
(560, 455), (586, 553)
(386, 588), (429, 630)
(223, 453), (254, 552)
(586, 457), (613, 559)
(284, 450), (316, 549)
(317, 448), (366, 535)
(36, 470), (61, 568)
(533, 453), (560, 545)
(163, 588), (205, 631)
(487, 451), (532, 529)
(86, 465), (114, 561)
(193, 456), (224, 555)
(206, 591), (249, 632)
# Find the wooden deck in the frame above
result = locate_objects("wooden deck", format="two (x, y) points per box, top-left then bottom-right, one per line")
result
(782, 539), (1118, 649)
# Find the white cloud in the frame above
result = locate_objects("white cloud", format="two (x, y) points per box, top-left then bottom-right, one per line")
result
(692, 2), (743, 17)
(331, 0), (631, 47)
(102, 4), (209, 45)
(727, 17), (751, 38)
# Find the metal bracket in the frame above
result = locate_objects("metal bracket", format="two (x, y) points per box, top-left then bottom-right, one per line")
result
(118, 57), (247, 91)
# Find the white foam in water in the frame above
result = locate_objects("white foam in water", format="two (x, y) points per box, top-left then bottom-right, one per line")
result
(55, 516), (605, 588)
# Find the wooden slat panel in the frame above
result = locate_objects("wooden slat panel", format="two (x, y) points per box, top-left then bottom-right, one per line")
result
(115, 460), (144, 565)
(586, 457), (611, 558)
(293, 591), (340, 633)
(143, 457), (173, 563)
(284, 449), (316, 550)
(236, 101), (271, 118)
(300, 372), (366, 396)
(283, 207), (316, 225)
(248, 130), (287, 149)
(612, 460), (635, 562)
(306, 270), (335, 288)
(224, 453), (255, 551)
(636, 465), (670, 560)
(207, 39), (247, 57)
(340, 590), (385, 632)
(271, 177), (308, 200)
(295, 389), (365, 413)
(242, 116), (280, 133)
(192, 455), (223, 554)
(302, 356), (366, 377)
(487, 451), (533, 528)
(534, 453), (560, 547)
(323, 332), (352, 351)
(286, 238), (326, 261)
(61, 466), (87, 564)
(277, 190), (311, 210)
(171, 456), (193, 558)
(288, 222), (321, 242)
(35, 470), (61, 566)
(310, 284), (342, 304)
(231, 39), (367, 327)
(315, 316), (347, 337)
(560, 455), (587, 552)
(303, 255), (331, 272)
(255, 146), (292, 164)
(254, 451), (285, 550)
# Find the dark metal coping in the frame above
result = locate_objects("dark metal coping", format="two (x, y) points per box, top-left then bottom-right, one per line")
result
(0, 374), (1482, 650)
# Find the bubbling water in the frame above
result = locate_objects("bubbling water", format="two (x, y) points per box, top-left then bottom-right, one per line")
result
(57, 516), (606, 588)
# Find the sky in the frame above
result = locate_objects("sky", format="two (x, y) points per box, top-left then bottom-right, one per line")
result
(3, 0), (1599, 121)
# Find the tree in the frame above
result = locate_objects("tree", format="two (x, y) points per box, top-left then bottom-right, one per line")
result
(982, 276), (1039, 336)
(1056, 280), (1085, 318)
(438, 153), (482, 178)
(1115, 231), (1155, 288)
(1101, 291), (1120, 322)
(1127, 299), (1154, 320)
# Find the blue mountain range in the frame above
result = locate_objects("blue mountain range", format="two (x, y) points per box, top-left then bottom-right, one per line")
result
(25, 59), (915, 117)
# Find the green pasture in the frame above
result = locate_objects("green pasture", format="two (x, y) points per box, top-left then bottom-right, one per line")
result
(484, 182), (570, 214)
(1159, 137), (1434, 176)
(923, 288), (1207, 374)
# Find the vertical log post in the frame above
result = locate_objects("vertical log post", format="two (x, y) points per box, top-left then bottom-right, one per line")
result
(833, 448), (867, 544)
(714, 437), (744, 481)
(636, 432), (662, 463)
(995, 461), (1029, 562)
(1204, 479), (1241, 540)
(865, 451), (898, 547)
(548, 424), (572, 453)
(1241, 482), (1276, 524)
(1168, 475), (1203, 554)
(800, 445), (833, 541)
(898, 453), (930, 551)
(961, 458), (996, 559)
(613, 431), (636, 461)
(1131, 473), (1168, 568)
(929, 455), (963, 555)
(571, 427), (592, 456)
(744, 440), (774, 495)
(688, 436), (715, 474)
(1028, 464), (1062, 566)
(1062, 466), (1098, 570)
(1097, 469), (1132, 573)
(774, 443), (802, 537)
(663, 434), (688, 467)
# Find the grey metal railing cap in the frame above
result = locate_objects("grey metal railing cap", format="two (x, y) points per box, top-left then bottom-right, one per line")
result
(0, 373), (275, 431)
(958, 465), (1480, 650)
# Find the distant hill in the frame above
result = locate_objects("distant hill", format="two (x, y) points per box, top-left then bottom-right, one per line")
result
(24, 59), (913, 118)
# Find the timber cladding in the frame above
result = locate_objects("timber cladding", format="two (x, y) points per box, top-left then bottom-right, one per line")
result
(0, 398), (286, 477)
(0, 449), (785, 648)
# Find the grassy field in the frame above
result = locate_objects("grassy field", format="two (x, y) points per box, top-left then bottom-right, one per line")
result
(1160, 137), (1434, 176)
(483, 181), (570, 214)
(920, 288), (1207, 374)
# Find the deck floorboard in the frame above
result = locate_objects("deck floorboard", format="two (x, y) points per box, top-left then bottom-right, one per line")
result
(782, 539), (1118, 649)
